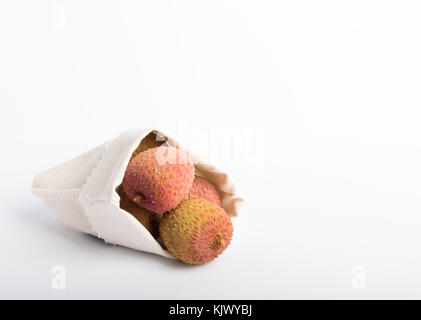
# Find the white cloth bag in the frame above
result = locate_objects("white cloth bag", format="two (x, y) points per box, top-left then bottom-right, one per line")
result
(32, 128), (242, 259)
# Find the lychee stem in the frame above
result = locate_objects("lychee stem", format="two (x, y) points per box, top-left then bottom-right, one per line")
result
(133, 193), (145, 203)
(211, 235), (224, 250)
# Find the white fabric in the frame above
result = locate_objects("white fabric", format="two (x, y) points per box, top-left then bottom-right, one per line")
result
(32, 128), (242, 259)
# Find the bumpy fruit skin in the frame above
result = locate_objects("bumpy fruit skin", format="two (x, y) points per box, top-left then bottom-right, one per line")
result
(189, 177), (221, 206)
(123, 146), (195, 214)
(131, 131), (167, 160)
(159, 199), (233, 264)
(117, 186), (162, 239)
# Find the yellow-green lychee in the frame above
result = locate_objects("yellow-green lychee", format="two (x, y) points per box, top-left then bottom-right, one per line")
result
(159, 199), (233, 264)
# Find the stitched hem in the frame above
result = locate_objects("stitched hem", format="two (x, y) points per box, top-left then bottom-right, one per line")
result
(31, 188), (81, 201)
(77, 141), (111, 208)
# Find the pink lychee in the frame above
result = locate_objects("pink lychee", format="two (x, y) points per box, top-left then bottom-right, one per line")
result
(123, 146), (195, 213)
(188, 177), (221, 207)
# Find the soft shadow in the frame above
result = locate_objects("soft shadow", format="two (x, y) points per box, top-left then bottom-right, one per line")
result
(14, 203), (193, 269)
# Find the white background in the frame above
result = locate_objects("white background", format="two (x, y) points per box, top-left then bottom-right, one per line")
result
(1, 0), (421, 299)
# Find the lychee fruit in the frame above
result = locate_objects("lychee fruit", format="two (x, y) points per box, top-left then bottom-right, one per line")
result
(189, 177), (221, 206)
(123, 146), (195, 214)
(117, 186), (162, 239)
(131, 131), (168, 160)
(159, 199), (233, 264)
